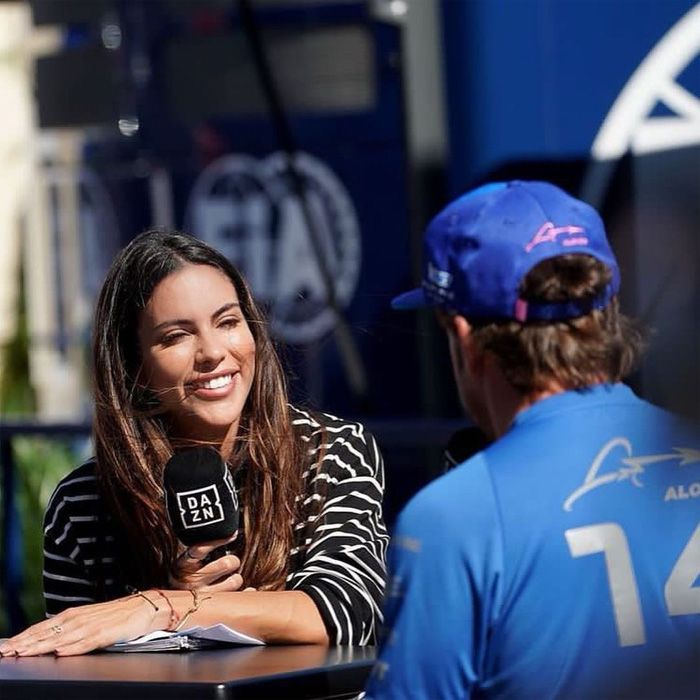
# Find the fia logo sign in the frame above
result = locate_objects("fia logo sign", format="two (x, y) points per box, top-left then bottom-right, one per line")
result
(185, 151), (361, 344)
(177, 484), (225, 529)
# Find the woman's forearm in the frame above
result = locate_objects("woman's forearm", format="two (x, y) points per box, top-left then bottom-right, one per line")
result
(157, 589), (328, 645)
(0, 589), (327, 658)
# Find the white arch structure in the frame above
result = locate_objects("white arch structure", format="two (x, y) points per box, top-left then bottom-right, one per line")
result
(591, 3), (700, 161)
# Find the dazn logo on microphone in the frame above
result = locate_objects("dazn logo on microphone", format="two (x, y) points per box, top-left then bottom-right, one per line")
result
(177, 485), (224, 528)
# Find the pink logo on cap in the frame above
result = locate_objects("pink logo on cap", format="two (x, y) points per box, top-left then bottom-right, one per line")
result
(524, 222), (588, 253)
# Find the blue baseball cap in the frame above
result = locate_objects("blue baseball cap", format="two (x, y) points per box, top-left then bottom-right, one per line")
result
(392, 180), (620, 322)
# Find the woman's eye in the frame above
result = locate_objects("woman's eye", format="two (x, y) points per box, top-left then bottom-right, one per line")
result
(219, 317), (240, 329)
(161, 331), (187, 345)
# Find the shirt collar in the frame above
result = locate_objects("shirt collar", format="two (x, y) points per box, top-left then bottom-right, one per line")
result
(510, 383), (636, 430)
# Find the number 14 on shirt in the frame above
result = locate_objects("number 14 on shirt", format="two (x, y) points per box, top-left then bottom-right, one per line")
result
(565, 521), (700, 647)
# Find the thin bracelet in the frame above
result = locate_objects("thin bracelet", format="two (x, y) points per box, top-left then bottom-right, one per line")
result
(127, 587), (160, 613)
(174, 589), (212, 632)
(154, 589), (181, 631)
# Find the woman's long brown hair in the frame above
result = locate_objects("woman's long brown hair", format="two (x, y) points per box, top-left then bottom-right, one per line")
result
(92, 230), (305, 591)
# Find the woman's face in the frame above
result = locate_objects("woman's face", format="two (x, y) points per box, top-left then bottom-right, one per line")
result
(137, 263), (256, 443)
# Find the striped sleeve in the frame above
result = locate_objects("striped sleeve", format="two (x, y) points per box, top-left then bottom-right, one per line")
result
(42, 462), (106, 616)
(287, 409), (389, 645)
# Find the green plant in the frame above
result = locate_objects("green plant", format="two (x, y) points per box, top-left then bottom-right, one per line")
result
(0, 256), (34, 416)
(0, 252), (34, 634)
(0, 246), (79, 632)
(14, 437), (80, 625)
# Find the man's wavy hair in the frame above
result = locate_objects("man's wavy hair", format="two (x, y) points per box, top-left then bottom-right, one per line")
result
(469, 254), (646, 393)
(92, 229), (306, 592)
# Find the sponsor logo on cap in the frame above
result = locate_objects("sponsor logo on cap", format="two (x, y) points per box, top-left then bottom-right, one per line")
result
(524, 222), (588, 253)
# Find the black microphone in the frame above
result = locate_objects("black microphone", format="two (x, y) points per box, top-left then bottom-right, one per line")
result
(443, 426), (491, 472)
(163, 446), (239, 546)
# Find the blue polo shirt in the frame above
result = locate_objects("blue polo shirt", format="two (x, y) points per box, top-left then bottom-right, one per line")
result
(366, 384), (700, 699)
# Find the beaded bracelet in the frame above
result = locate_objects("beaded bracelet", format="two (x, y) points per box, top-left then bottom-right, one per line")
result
(153, 589), (181, 631)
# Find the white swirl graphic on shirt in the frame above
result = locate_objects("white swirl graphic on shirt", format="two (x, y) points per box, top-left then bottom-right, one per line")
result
(563, 438), (700, 511)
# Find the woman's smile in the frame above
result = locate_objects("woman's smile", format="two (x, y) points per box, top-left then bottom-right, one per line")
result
(187, 371), (238, 397)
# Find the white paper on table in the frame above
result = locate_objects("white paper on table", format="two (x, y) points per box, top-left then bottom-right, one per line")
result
(105, 624), (264, 652)
(176, 624), (264, 646)
(119, 629), (178, 644)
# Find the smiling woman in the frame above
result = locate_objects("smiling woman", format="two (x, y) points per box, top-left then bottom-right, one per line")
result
(137, 264), (257, 446)
(0, 230), (388, 657)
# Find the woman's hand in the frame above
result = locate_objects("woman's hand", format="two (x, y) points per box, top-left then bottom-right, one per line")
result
(170, 536), (247, 593)
(0, 594), (161, 657)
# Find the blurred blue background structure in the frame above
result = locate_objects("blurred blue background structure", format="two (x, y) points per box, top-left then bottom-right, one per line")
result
(0, 0), (698, 633)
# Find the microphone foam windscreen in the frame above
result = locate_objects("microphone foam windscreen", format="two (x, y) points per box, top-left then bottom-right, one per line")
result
(163, 446), (239, 546)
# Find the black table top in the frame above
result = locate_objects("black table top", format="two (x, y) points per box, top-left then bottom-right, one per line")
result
(0, 644), (376, 699)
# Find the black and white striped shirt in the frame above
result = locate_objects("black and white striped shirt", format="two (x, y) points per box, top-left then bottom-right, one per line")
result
(42, 406), (389, 645)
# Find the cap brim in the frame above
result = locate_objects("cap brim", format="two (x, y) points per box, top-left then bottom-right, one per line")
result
(391, 288), (428, 310)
